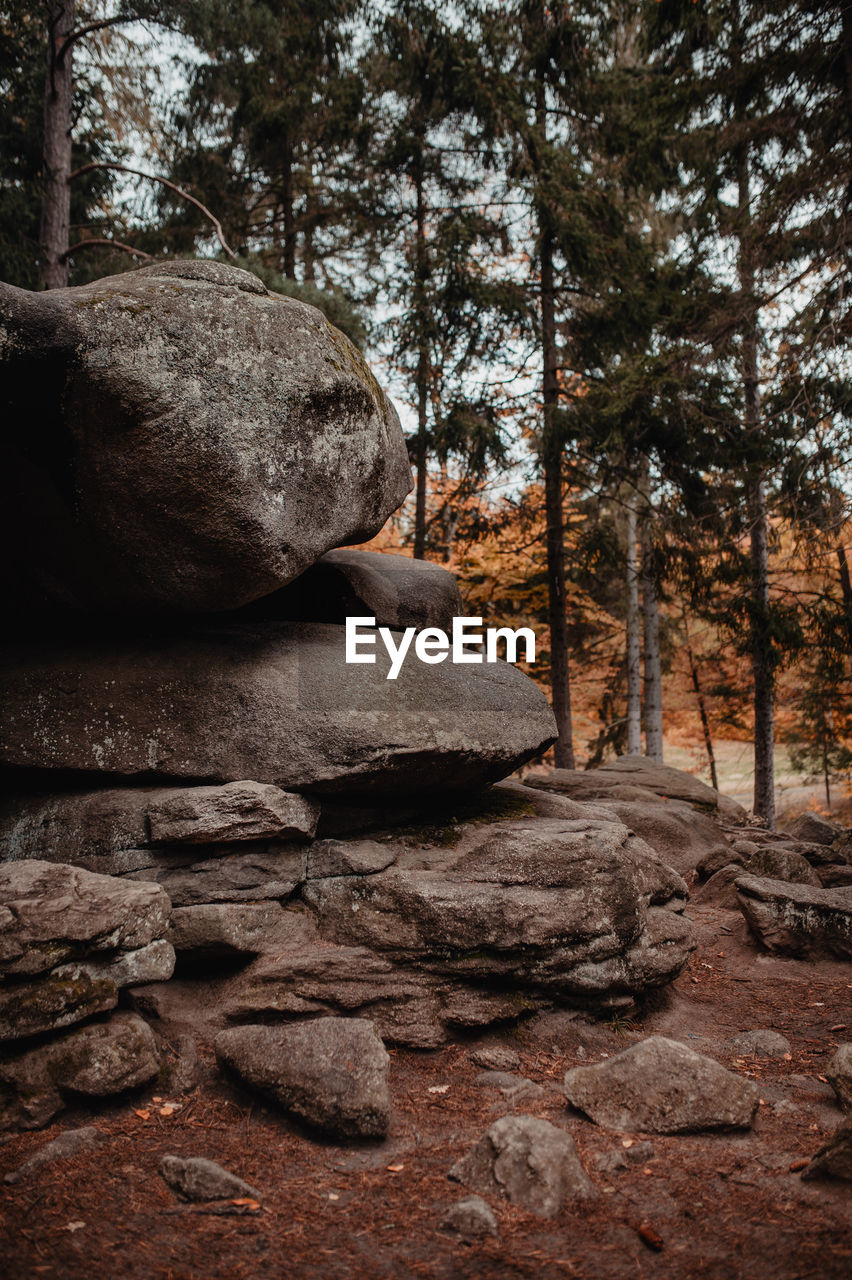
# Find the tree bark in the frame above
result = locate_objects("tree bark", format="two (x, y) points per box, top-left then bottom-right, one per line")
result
(281, 132), (296, 279)
(625, 491), (642, 755)
(540, 212), (575, 768)
(683, 615), (719, 791)
(737, 122), (775, 828)
(412, 147), (429, 561)
(837, 544), (852, 653)
(39, 0), (75, 290)
(639, 461), (663, 762)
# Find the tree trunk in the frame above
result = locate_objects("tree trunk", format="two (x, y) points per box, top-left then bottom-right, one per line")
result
(737, 134), (775, 828)
(837, 544), (852, 653)
(540, 213), (574, 769)
(625, 492), (642, 755)
(683, 616), (719, 791)
(639, 462), (663, 762)
(412, 152), (429, 561)
(281, 132), (296, 279)
(39, 0), (75, 290)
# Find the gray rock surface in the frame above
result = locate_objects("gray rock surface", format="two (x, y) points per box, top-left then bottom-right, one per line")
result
(303, 818), (694, 1001)
(826, 1044), (852, 1112)
(730, 1029), (792, 1058)
(801, 1116), (852, 1181)
(470, 1047), (522, 1072)
(440, 1195), (498, 1239)
(449, 1114), (595, 1217)
(0, 968), (117, 1042)
(251, 549), (463, 632)
(600, 798), (734, 878)
(563, 1036), (760, 1133)
(167, 902), (290, 957)
(782, 813), (841, 847)
(160, 1155), (261, 1202)
(526, 755), (747, 823)
(744, 847), (821, 886)
(128, 845), (307, 907)
(0, 860), (171, 977)
(0, 260), (411, 613)
(148, 782), (319, 845)
(735, 874), (852, 959)
(215, 1017), (390, 1138)
(692, 864), (746, 909)
(4, 1126), (103, 1184)
(0, 788), (152, 864)
(0, 1012), (160, 1132)
(0, 621), (556, 797)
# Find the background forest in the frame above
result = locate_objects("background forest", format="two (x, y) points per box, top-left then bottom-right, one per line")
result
(3, 0), (851, 827)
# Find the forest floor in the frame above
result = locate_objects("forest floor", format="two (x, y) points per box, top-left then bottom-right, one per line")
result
(1, 903), (850, 1280)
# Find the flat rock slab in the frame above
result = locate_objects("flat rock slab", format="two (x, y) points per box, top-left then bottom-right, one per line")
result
(528, 755), (747, 823)
(0, 621), (556, 797)
(0, 1012), (160, 1132)
(160, 1155), (261, 1203)
(127, 846), (307, 907)
(148, 782), (319, 845)
(245, 549), (463, 631)
(0, 260), (411, 613)
(735, 874), (852, 959)
(215, 1017), (390, 1138)
(449, 1114), (595, 1217)
(0, 938), (174, 1041)
(0, 860), (171, 977)
(167, 902), (290, 957)
(744, 848), (821, 886)
(563, 1036), (760, 1133)
(4, 1126), (103, 1184)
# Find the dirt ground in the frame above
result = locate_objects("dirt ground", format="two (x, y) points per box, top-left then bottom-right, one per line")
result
(1, 903), (850, 1280)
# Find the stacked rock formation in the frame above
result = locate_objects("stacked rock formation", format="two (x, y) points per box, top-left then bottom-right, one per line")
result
(1, 260), (700, 1120)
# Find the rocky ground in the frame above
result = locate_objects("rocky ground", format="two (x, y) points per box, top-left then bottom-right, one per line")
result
(1, 896), (849, 1280)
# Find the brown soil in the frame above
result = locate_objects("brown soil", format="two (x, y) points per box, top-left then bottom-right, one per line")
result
(1, 904), (850, 1280)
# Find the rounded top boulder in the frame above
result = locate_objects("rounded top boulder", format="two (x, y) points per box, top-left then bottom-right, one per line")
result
(0, 260), (412, 614)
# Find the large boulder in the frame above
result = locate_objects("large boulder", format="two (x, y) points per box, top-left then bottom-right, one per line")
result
(526, 755), (747, 824)
(563, 1037), (760, 1133)
(0, 860), (170, 976)
(0, 1011), (160, 1132)
(215, 1017), (390, 1138)
(0, 621), (556, 797)
(735, 874), (852, 959)
(241, 549), (463, 631)
(0, 260), (412, 614)
(303, 817), (694, 1000)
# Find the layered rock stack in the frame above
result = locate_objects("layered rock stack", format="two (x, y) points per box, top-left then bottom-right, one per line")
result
(1, 261), (697, 1124)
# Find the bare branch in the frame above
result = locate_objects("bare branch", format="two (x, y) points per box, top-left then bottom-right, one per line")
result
(69, 162), (237, 259)
(61, 237), (154, 263)
(58, 17), (130, 64)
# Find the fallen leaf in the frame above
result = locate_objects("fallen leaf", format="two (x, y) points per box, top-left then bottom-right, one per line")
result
(152, 1096), (162, 1103)
(428, 1085), (449, 1094)
(231, 1198), (260, 1210)
(65, 1221), (86, 1233)
(386, 1163), (405, 1173)
(328, 1193), (340, 1202)
(621, 1139), (634, 1149)
(829, 1024), (846, 1032)
(782, 1053), (793, 1061)
(159, 1104), (179, 1117)
(134, 1109), (150, 1120)
(637, 1222), (664, 1251)
(817, 1075), (828, 1083)
(789, 1159), (809, 1172)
